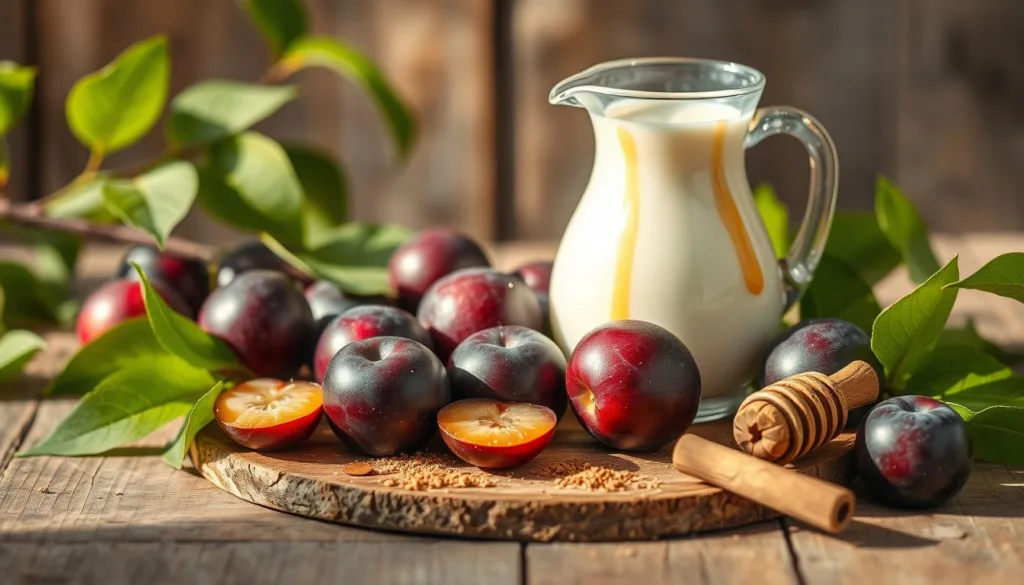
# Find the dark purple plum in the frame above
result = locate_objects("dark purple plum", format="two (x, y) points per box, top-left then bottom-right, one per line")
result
(448, 325), (567, 417)
(216, 241), (310, 288)
(760, 318), (884, 426)
(417, 267), (545, 364)
(302, 280), (391, 371)
(322, 336), (450, 456)
(313, 305), (431, 383)
(387, 228), (490, 312)
(512, 261), (552, 295)
(511, 261), (553, 333)
(566, 320), (702, 451)
(76, 278), (191, 344)
(304, 280), (388, 324)
(199, 270), (315, 378)
(855, 396), (971, 508)
(116, 245), (211, 313)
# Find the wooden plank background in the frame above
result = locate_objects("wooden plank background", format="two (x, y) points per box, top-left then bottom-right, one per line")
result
(0, 0), (32, 204)
(1, 0), (1022, 244)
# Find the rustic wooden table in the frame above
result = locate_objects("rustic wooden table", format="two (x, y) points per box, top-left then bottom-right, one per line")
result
(1, 236), (1022, 585)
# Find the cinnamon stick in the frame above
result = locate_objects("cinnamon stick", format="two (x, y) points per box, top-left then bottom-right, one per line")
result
(672, 434), (855, 533)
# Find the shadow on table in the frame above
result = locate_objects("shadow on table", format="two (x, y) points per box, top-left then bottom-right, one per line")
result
(0, 373), (51, 403)
(849, 471), (1024, 519)
(789, 518), (942, 548)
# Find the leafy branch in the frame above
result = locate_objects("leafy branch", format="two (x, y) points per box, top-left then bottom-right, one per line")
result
(0, 0), (414, 283)
(0, 198), (213, 260)
(0, 0), (417, 445)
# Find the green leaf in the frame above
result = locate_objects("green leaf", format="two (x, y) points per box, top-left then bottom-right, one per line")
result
(753, 184), (789, 259)
(279, 37), (415, 158)
(0, 330), (45, 382)
(133, 263), (243, 371)
(871, 256), (959, 389)
(163, 381), (223, 468)
(944, 403), (1024, 466)
(0, 61), (35, 137)
(30, 231), (80, 291)
(286, 145), (348, 247)
(907, 344), (1017, 402)
(42, 176), (118, 222)
(102, 161), (198, 247)
(262, 222), (411, 295)
(66, 35), (169, 155)
(824, 211), (902, 286)
(167, 81), (297, 148)
(937, 320), (1019, 366)
(20, 357), (215, 457)
(875, 177), (940, 284)
(800, 254), (881, 333)
(0, 228), (85, 327)
(946, 402), (974, 421)
(199, 132), (303, 246)
(948, 379), (1024, 411)
(45, 318), (165, 396)
(945, 252), (1024, 303)
(196, 168), (274, 236)
(239, 0), (307, 57)
(0, 261), (59, 327)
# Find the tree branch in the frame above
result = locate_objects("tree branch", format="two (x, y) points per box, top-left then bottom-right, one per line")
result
(0, 62), (286, 263)
(0, 199), (214, 261)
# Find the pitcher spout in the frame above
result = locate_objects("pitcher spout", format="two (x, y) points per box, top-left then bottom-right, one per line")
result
(549, 67), (613, 111)
(549, 57), (766, 117)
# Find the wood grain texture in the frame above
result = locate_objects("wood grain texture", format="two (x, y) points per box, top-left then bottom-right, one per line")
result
(785, 464), (1024, 585)
(511, 0), (898, 240)
(526, 523), (799, 585)
(0, 333), (75, 473)
(0, 540), (521, 585)
(3, 395), (439, 543)
(192, 415), (856, 542)
(0, 0), (32, 203)
(0, 326), (509, 552)
(32, 0), (495, 244)
(895, 0), (1024, 232)
(310, 0), (496, 241)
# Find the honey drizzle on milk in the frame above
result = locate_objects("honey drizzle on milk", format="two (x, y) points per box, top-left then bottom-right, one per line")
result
(611, 126), (641, 320)
(711, 121), (764, 295)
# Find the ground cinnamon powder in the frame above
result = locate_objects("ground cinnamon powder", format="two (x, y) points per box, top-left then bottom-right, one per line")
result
(537, 458), (591, 477)
(347, 454), (659, 492)
(539, 458), (660, 492)
(367, 453), (498, 490)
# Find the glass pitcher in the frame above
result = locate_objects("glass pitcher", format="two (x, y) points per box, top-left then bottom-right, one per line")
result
(548, 57), (838, 422)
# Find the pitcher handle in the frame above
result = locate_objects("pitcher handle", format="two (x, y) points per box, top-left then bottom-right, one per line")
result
(746, 107), (839, 310)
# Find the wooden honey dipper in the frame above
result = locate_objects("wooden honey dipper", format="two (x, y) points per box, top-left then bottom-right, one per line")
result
(733, 360), (880, 464)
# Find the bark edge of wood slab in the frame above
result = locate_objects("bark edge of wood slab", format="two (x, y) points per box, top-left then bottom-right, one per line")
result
(190, 416), (856, 542)
(672, 434), (856, 534)
(733, 360), (880, 464)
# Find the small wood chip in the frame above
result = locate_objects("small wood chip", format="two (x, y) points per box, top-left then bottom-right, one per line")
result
(341, 462), (374, 476)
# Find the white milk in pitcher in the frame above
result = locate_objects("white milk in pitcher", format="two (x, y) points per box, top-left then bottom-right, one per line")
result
(549, 98), (785, 400)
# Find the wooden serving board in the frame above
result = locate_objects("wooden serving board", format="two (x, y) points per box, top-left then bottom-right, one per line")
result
(191, 415), (855, 542)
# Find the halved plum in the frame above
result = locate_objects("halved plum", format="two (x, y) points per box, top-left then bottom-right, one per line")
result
(214, 379), (323, 451)
(437, 398), (556, 469)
